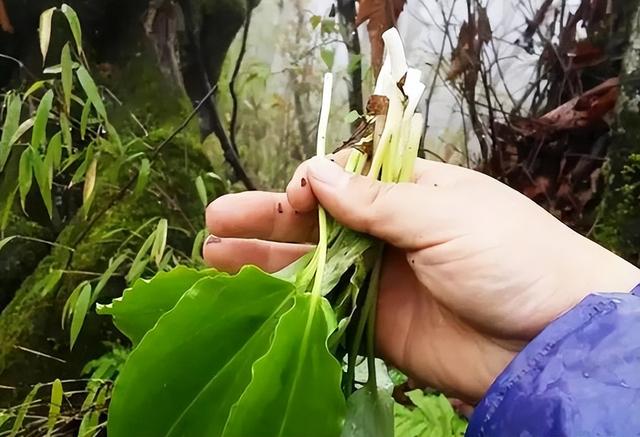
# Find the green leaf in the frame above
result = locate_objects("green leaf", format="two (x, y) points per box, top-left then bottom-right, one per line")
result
(61, 43), (73, 112)
(191, 229), (207, 261)
(39, 269), (63, 297)
(70, 282), (92, 349)
(45, 132), (63, 171)
(77, 66), (107, 120)
(151, 218), (167, 267)
(9, 383), (41, 437)
(62, 280), (87, 329)
(97, 266), (219, 345)
(39, 7), (56, 64)
(107, 268), (296, 437)
(126, 230), (155, 283)
(395, 391), (467, 437)
(321, 48), (335, 70)
(323, 228), (374, 293)
(32, 151), (53, 217)
(195, 175), (207, 208)
(341, 387), (394, 437)
(82, 158), (97, 216)
(0, 93), (22, 171)
(80, 98), (92, 139)
(347, 54), (363, 74)
(0, 235), (17, 253)
(92, 253), (128, 304)
(310, 15), (322, 29)
(10, 118), (35, 146)
(31, 89), (54, 150)
(18, 148), (33, 210)
(46, 379), (63, 436)
(24, 80), (47, 98)
(223, 293), (346, 437)
(61, 4), (83, 54)
(60, 112), (72, 153)
(133, 158), (150, 197)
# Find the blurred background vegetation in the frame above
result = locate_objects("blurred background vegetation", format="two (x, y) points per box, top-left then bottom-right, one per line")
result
(0, 0), (638, 435)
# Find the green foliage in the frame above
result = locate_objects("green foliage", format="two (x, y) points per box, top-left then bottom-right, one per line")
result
(106, 268), (301, 437)
(97, 266), (219, 345)
(341, 387), (394, 437)
(394, 391), (468, 437)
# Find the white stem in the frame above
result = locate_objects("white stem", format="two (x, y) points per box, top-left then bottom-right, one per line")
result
(399, 113), (424, 182)
(316, 73), (334, 157)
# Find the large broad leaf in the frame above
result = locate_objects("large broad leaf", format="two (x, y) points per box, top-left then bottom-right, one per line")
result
(341, 386), (394, 437)
(107, 267), (297, 437)
(223, 293), (346, 437)
(97, 266), (219, 345)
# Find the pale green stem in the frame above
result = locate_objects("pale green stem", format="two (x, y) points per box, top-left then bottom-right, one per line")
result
(311, 73), (333, 297)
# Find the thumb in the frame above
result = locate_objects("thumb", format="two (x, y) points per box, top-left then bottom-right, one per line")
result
(306, 156), (430, 250)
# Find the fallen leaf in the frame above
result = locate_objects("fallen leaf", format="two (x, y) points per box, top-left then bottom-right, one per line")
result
(0, 0), (14, 33)
(356, 0), (407, 75)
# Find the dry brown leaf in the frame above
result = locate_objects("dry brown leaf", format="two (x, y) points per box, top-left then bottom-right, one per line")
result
(356, 0), (407, 75)
(0, 0), (14, 33)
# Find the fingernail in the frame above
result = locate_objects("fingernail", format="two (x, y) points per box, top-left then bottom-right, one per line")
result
(307, 157), (350, 189)
(301, 177), (307, 187)
(205, 235), (222, 245)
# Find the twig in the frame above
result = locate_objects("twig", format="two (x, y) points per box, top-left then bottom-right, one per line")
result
(229, 8), (253, 154)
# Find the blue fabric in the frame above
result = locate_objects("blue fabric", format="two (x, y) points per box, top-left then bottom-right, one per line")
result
(467, 284), (640, 437)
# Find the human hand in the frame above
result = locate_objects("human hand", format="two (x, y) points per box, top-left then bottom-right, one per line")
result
(204, 156), (640, 403)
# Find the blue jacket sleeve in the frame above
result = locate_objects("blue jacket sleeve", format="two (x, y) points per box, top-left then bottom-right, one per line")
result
(466, 284), (640, 437)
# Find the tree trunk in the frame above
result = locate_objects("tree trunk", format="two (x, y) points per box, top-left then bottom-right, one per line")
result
(0, 0), (255, 405)
(595, 0), (640, 266)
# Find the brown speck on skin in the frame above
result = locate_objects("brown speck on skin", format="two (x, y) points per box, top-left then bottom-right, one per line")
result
(294, 210), (300, 215)
(277, 202), (284, 214)
(410, 258), (415, 265)
(301, 177), (307, 187)
(206, 235), (222, 245)
(330, 158), (335, 162)
(434, 183), (438, 187)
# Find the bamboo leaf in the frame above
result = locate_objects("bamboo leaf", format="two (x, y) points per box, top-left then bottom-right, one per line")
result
(61, 43), (73, 112)
(77, 66), (107, 120)
(151, 219), (168, 267)
(82, 158), (97, 216)
(0, 235), (17, 253)
(9, 384), (41, 437)
(10, 118), (35, 146)
(18, 148), (33, 210)
(106, 268), (296, 437)
(61, 4), (83, 54)
(195, 176), (207, 207)
(62, 280), (87, 329)
(32, 151), (53, 217)
(97, 266), (220, 345)
(0, 92), (21, 171)
(92, 253), (128, 304)
(340, 387), (394, 437)
(40, 269), (63, 297)
(80, 98), (92, 139)
(191, 229), (206, 261)
(125, 230), (156, 283)
(60, 112), (72, 153)
(223, 294), (346, 437)
(133, 158), (150, 197)
(46, 379), (63, 436)
(45, 131), (63, 171)
(39, 7), (56, 64)
(24, 80), (48, 98)
(70, 282), (92, 349)
(31, 89), (54, 150)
